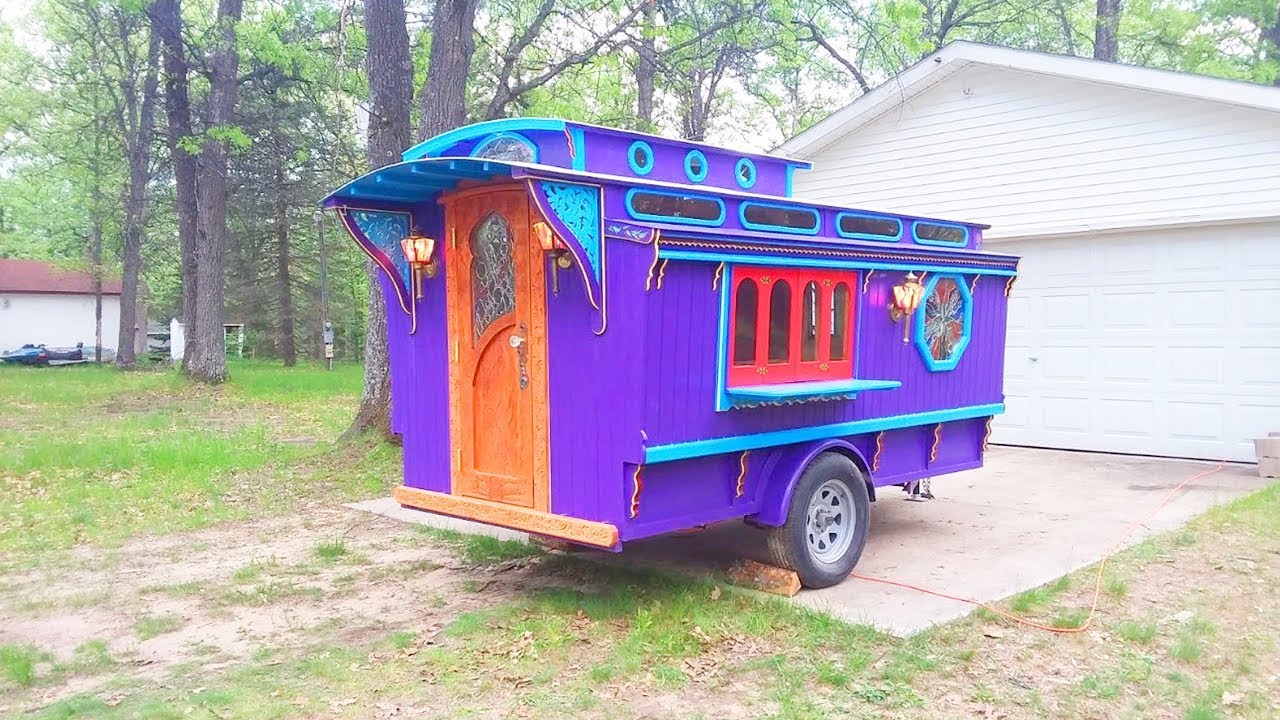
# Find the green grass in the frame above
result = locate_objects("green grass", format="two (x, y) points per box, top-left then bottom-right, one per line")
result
(0, 644), (44, 687)
(134, 613), (185, 640)
(313, 538), (348, 560)
(1008, 575), (1072, 612)
(416, 526), (544, 565)
(1113, 619), (1158, 644)
(0, 360), (394, 562)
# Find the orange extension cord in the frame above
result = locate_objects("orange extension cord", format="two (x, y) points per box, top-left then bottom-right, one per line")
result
(850, 461), (1226, 634)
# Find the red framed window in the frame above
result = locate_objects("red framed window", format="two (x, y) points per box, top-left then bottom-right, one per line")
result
(727, 266), (856, 386)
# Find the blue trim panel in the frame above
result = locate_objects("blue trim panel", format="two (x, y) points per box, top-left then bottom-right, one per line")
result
(627, 140), (653, 175)
(401, 118), (567, 161)
(784, 164), (796, 197)
(912, 220), (971, 247)
(913, 273), (973, 372)
(684, 149), (709, 182)
(834, 211), (903, 242)
(714, 269), (733, 412)
(726, 378), (901, 402)
(644, 403), (1006, 464)
(570, 127), (586, 171)
(735, 157), (757, 189)
(625, 188), (726, 227)
(738, 201), (821, 236)
(658, 249), (1017, 277)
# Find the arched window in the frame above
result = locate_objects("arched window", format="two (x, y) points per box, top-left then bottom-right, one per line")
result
(470, 133), (537, 163)
(830, 283), (850, 361)
(768, 279), (791, 364)
(801, 281), (819, 362)
(726, 267), (857, 387)
(732, 279), (758, 366)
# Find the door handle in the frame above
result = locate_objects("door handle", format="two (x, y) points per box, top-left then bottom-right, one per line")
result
(512, 324), (529, 390)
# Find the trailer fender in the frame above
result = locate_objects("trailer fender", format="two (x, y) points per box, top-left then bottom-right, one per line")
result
(748, 439), (875, 527)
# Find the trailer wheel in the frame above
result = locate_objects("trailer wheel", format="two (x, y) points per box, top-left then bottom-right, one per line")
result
(765, 452), (870, 588)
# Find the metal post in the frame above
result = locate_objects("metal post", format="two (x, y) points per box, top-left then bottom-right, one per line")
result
(315, 210), (333, 369)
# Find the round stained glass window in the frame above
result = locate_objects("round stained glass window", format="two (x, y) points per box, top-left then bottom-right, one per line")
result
(914, 275), (972, 371)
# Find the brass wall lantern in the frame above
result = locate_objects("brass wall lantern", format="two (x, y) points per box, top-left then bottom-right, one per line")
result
(889, 271), (925, 343)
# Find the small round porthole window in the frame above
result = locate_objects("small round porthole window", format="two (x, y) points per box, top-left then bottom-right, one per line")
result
(628, 140), (654, 176)
(735, 158), (756, 189)
(684, 150), (708, 183)
(914, 274), (972, 372)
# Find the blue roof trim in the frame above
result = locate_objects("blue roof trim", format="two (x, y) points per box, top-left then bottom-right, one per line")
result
(401, 118), (568, 162)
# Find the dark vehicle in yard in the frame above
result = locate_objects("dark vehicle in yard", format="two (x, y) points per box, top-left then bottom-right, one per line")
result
(2, 342), (85, 366)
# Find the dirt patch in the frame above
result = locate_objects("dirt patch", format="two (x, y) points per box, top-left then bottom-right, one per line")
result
(0, 505), (534, 714)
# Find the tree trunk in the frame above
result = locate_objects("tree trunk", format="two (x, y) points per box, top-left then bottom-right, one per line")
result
(1267, 2), (1280, 87)
(274, 157), (296, 366)
(416, 0), (477, 140)
(187, 0), (244, 383)
(634, 1), (657, 130)
(116, 25), (161, 369)
(90, 225), (103, 364)
(150, 0), (199, 366)
(1094, 0), (1121, 62)
(348, 0), (415, 439)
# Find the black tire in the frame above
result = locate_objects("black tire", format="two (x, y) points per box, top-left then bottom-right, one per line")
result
(765, 452), (870, 589)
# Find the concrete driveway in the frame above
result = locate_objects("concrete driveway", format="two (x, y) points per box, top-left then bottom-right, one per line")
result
(353, 446), (1273, 636)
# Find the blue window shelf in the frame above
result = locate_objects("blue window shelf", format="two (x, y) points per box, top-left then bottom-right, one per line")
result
(725, 378), (901, 404)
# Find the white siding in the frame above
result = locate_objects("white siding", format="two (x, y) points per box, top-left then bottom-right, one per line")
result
(0, 292), (121, 352)
(791, 65), (1280, 239)
(994, 222), (1280, 462)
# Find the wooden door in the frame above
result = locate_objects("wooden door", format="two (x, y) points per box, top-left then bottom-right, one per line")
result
(442, 187), (549, 511)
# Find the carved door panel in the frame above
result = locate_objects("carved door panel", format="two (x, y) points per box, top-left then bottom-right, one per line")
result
(443, 188), (548, 510)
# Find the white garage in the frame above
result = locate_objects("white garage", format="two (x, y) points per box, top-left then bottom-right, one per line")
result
(779, 42), (1280, 462)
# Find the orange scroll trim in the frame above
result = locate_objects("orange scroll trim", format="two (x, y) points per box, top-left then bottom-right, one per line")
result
(393, 486), (620, 549)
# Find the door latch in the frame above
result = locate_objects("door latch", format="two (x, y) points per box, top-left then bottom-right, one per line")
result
(510, 324), (529, 390)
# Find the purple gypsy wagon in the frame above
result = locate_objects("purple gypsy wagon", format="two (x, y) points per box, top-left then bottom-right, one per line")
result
(324, 119), (1019, 587)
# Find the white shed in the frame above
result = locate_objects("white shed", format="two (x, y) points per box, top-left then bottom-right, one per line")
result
(780, 42), (1280, 462)
(0, 258), (123, 354)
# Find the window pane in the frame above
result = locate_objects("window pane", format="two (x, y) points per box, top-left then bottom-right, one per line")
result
(628, 192), (723, 222)
(470, 212), (516, 340)
(801, 281), (819, 362)
(914, 222), (968, 244)
(742, 203), (820, 231)
(830, 283), (850, 361)
(923, 278), (966, 361)
(768, 279), (791, 364)
(838, 214), (901, 239)
(732, 279), (758, 366)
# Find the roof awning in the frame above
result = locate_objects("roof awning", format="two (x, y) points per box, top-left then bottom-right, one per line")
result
(321, 158), (519, 206)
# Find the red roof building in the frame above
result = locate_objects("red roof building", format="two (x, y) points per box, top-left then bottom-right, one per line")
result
(0, 258), (122, 295)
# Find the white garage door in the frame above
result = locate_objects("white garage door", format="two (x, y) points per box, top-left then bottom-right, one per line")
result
(992, 222), (1280, 462)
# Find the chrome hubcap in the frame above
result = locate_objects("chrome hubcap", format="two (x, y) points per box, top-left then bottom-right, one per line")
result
(806, 479), (855, 564)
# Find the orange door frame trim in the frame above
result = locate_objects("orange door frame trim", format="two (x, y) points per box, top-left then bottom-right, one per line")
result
(440, 185), (551, 513)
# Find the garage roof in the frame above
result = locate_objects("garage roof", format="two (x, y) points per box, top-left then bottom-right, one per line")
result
(0, 258), (122, 295)
(781, 41), (1280, 159)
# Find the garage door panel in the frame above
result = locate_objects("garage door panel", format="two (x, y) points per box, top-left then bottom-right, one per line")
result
(1166, 401), (1225, 441)
(1041, 396), (1090, 433)
(1100, 398), (1155, 438)
(1166, 347), (1224, 386)
(1239, 348), (1280, 387)
(1166, 289), (1227, 328)
(1041, 294), (1090, 328)
(1241, 291), (1280, 325)
(991, 223), (1280, 462)
(1100, 347), (1154, 382)
(1101, 291), (1154, 329)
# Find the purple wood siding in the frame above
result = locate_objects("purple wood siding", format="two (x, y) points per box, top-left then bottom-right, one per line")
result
(543, 241), (649, 526)
(639, 262), (1007, 447)
(387, 205), (451, 494)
